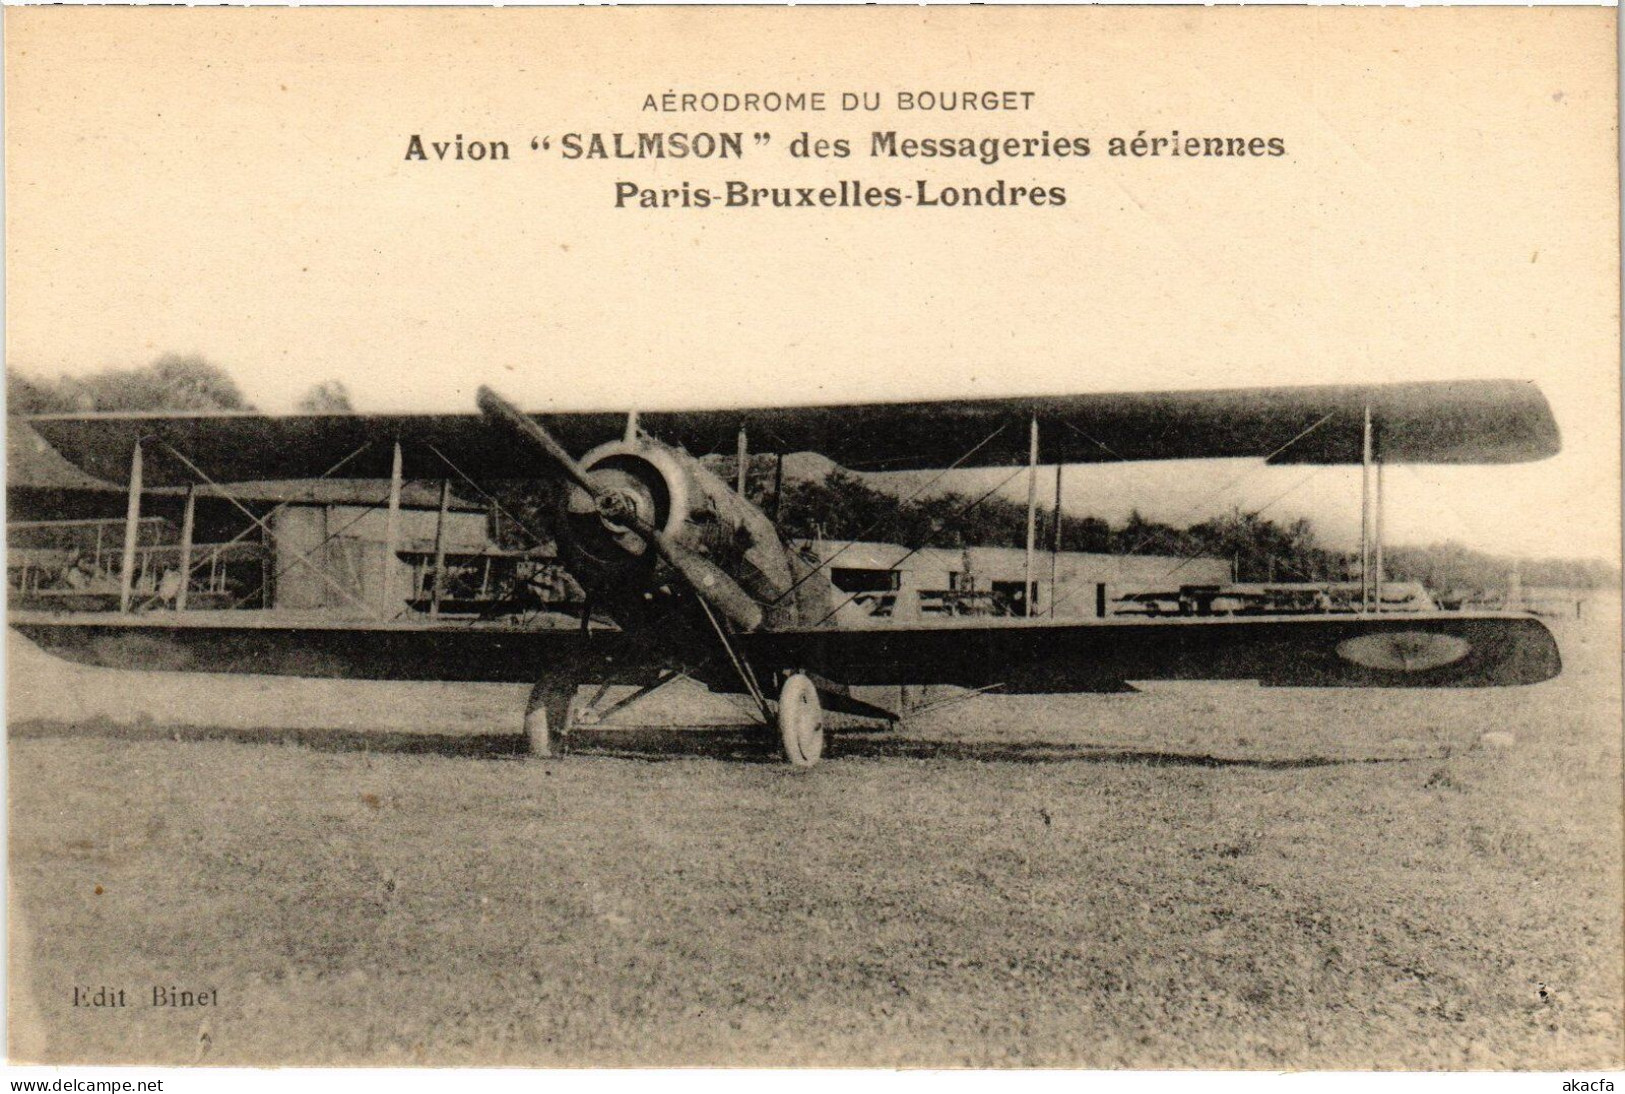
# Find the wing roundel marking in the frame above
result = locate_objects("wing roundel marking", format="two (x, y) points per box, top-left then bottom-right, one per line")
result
(1336, 631), (1473, 673)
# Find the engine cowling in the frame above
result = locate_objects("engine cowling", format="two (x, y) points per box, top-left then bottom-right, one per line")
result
(561, 441), (690, 569)
(558, 438), (806, 628)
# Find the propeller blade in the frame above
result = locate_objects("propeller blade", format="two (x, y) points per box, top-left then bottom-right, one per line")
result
(634, 520), (765, 633)
(477, 386), (600, 497)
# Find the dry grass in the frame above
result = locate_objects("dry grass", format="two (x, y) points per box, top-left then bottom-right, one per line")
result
(6, 605), (1622, 1068)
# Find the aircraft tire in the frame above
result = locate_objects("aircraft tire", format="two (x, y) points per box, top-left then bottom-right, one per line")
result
(777, 673), (824, 768)
(523, 682), (575, 758)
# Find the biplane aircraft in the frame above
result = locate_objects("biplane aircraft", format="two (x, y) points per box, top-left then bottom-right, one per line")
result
(10, 379), (1563, 766)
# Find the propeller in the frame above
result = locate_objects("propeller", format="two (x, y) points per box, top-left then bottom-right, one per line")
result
(477, 386), (764, 632)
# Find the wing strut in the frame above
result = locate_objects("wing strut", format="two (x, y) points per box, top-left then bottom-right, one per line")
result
(118, 439), (143, 613)
(429, 479), (452, 618)
(1049, 459), (1064, 618)
(382, 441), (403, 615)
(1361, 404), (1382, 612)
(1023, 415), (1039, 618)
(772, 453), (785, 524)
(176, 485), (196, 612)
(1375, 451), (1386, 612)
(1360, 404), (1369, 610)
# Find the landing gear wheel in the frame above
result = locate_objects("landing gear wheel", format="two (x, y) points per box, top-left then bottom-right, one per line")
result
(777, 673), (824, 768)
(523, 682), (576, 758)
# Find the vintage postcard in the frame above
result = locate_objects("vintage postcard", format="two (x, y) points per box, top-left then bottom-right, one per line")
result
(5, 5), (1620, 1071)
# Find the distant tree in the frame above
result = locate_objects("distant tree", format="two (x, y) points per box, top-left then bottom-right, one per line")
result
(7, 355), (252, 413)
(706, 452), (785, 506)
(777, 469), (901, 543)
(1185, 509), (1341, 583)
(1062, 515), (1113, 554)
(139, 354), (252, 411)
(1386, 543), (1619, 594)
(1112, 509), (1188, 558)
(295, 380), (355, 414)
(6, 371), (75, 415)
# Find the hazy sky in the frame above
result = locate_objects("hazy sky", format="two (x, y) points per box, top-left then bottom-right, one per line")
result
(5, 8), (1617, 560)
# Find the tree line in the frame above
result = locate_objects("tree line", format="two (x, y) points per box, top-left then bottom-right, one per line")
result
(767, 466), (1344, 583)
(753, 463), (1616, 594)
(8, 356), (351, 415)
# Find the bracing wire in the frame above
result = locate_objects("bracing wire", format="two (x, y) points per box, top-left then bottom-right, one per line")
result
(765, 422), (1011, 608)
(811, 464), (1030, 627)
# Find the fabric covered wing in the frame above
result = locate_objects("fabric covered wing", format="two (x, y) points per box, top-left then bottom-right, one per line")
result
(737, 612), (1562, 691)
(8, 614), (670, 685)
(26, 378), (1558, 485)
(12, 610), (1560, 692)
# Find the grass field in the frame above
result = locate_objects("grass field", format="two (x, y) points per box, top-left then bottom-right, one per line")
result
(7, 607), (1622, 1068)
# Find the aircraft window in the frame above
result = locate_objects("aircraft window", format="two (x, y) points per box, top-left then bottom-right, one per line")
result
(990, 580), (1040, 616)
(831, 568), (902, 594)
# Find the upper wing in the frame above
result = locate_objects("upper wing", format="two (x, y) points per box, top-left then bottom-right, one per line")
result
(25, 378), (1558, 486)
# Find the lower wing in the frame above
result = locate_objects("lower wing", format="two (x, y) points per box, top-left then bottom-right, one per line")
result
(738, 612), (1560, 691)
(7, 612), (661, 685)
(10, 610), (1559, 691)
